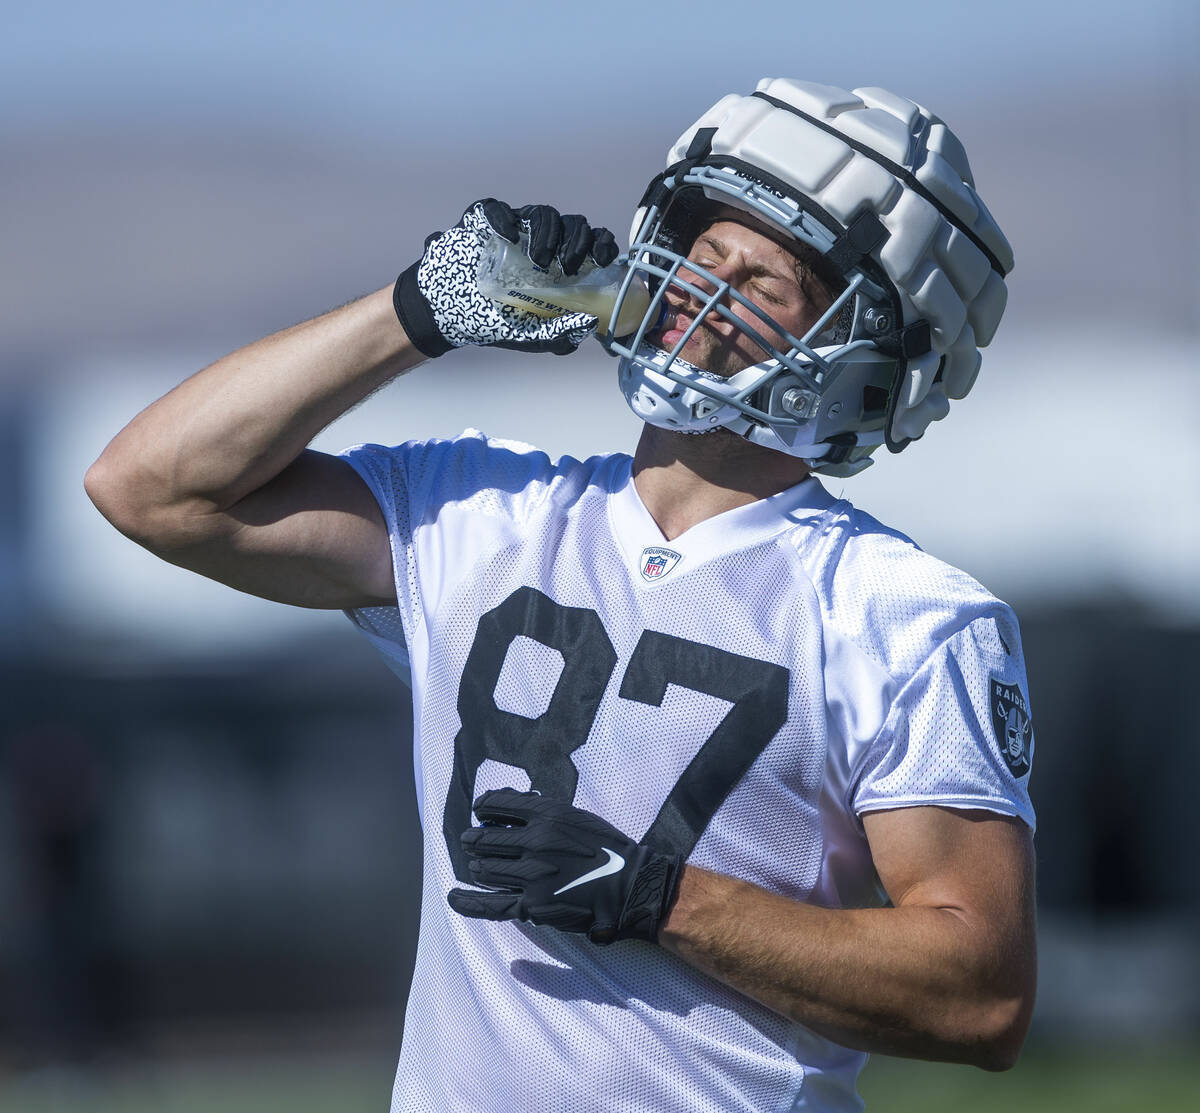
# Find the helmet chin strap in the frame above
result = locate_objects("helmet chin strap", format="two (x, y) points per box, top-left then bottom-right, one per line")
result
(623, 343), (807, 442)
(662, 361), (743, 439)
(623, 338), (895, 474)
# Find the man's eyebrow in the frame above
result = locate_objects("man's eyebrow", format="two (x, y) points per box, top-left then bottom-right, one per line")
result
(750, 260), (798, 284)
(697, 232), (798, 285)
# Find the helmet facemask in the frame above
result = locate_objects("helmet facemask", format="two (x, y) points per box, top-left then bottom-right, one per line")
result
(600, 162), (906, 476)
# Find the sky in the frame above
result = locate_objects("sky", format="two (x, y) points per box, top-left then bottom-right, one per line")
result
(3, 0), (1193, 142)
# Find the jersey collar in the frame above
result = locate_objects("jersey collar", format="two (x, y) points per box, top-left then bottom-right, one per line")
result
(606, 455), (837, 584)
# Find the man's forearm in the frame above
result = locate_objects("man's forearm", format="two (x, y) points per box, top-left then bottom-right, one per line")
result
(88, 286), (422, 521)
(658, 866), (1030, 1070)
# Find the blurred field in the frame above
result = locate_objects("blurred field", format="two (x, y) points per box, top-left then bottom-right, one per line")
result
(3, 1042), (1198, 1112)
(0, 1055), (387, 1113)
(859, 1044), (1200, 1112)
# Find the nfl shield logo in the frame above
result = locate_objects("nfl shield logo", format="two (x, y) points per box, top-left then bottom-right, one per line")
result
(639, 546), (682, 582)
(989, 676), (1033, 777)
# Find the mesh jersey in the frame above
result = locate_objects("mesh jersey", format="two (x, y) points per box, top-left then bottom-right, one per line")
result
(342, 429), (1035, 1113)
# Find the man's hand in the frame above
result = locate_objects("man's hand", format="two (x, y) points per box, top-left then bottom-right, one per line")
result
(447, 788), (682, 945)
(393, 199), (618, 358)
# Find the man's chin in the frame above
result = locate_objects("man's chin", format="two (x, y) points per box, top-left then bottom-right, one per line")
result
(646, 339), (730, 382)
(645, 336), (754, 382)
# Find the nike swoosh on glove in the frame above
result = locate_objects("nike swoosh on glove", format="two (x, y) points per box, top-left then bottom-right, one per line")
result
(447, 788), (683, 945)
(393, 199), (618, 358)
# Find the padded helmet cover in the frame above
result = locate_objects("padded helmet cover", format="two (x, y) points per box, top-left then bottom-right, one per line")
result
(613, 79), (1012, 471)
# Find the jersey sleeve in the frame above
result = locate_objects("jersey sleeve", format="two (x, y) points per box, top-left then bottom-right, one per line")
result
(338, 429), (585, 674)
(338, 437), (431, 666)
(850, 608), (1036, 830)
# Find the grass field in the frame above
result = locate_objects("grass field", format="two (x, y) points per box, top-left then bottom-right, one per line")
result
(3, 1043), (1198, 1112)
(859, 1044), (1200, 1112)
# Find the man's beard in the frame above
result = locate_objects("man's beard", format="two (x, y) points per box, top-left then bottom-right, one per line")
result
(650, 311), (766, 382)
(647, 342), (751, 386)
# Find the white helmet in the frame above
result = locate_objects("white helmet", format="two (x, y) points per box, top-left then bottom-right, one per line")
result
(598, 79), (1013, 476)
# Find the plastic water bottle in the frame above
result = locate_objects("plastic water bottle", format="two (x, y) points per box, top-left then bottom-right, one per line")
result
(476, 234), (653, 338)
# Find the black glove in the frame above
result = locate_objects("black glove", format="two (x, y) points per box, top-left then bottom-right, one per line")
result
(394, 199), (619, 359)
(447, 788), (682, 945)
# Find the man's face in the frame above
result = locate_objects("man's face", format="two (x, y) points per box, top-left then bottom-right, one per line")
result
(650, 218), (831, 379)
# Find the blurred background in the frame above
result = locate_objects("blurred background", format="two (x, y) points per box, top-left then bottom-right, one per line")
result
(2, 1), (1198, 1109)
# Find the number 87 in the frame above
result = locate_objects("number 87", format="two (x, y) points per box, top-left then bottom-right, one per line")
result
(442, 587), (790, 881)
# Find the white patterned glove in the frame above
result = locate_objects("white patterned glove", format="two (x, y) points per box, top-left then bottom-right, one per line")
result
(393, 199), (618, 357)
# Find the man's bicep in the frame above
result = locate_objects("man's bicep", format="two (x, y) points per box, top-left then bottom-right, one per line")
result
(863, 805), (1034, 912)
(163, 450), (397, 609)
(862, 806), (1036, 975)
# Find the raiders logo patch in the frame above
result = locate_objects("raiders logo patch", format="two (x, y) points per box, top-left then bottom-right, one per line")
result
(990, 677), (1033, 777)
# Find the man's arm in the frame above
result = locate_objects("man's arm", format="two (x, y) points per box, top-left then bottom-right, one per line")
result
(657, 806), (1036, 1071)
(85, 201), (615, 610)
(85, 286), (417, 609)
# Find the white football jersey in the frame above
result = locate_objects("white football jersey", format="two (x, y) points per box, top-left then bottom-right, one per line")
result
(342, 429), (1035, 1113)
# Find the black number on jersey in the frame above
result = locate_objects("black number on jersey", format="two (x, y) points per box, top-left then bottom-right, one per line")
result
(619, 631), (789, 859)
(442, 587), (616, 879)
(443, 587), (791, 882)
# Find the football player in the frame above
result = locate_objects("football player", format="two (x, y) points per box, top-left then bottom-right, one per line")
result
(87, 80), (1037, 1112)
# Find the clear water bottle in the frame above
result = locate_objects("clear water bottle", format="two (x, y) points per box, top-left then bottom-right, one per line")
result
(476, 234), (654, 338)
